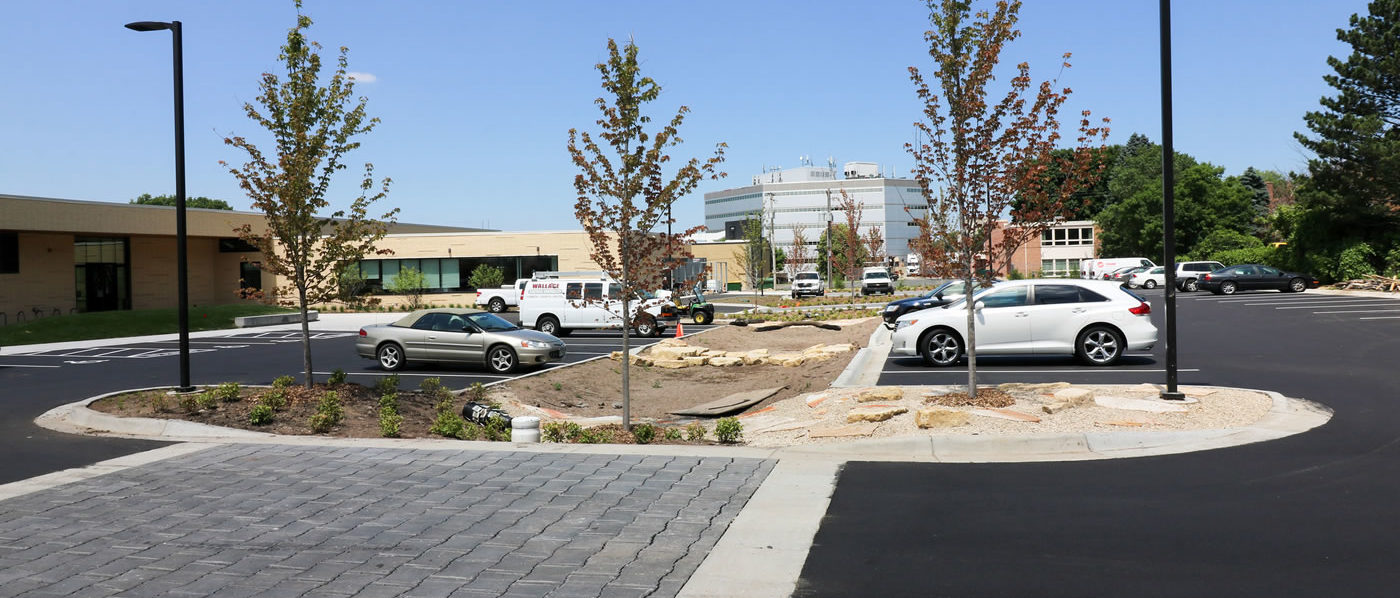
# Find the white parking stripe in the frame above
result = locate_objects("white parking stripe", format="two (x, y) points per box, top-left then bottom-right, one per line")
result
(1360, 315), (1400, 320)
(0, 364), (61, 368)
(1312, 309), (1400, 315)
(1275, 301), (1400, 310)
(1236, 297), (1383, 306)
(312, 370), (513, 379)
(881, 368), (1201, 374)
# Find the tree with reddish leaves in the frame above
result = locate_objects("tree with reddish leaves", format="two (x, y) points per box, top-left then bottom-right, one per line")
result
(569, 38), (726, 429)
(830, 189), (868, 290)
(907, 0), (1110, 397)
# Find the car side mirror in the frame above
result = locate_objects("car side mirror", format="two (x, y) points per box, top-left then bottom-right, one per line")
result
(974, 301), (986, 311)
(934, 292), (944, 300)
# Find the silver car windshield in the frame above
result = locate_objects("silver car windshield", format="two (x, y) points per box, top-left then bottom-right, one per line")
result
(466, 312), (519, 332)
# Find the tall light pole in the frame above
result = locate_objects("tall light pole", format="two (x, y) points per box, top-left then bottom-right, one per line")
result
(126, 19), (193, 392)
(1158, 1), (1185, 400)
(766, 193), (777, 290)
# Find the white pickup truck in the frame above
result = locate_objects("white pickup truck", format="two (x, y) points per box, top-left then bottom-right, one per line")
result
(474, 279), (528, 313)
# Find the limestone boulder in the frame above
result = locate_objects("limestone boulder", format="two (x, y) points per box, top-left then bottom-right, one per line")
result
(847, 405), (908, 423)
(1052, 388), (1094, 406)
(707, 356), (743, 367)
(682, 356), (710, 366)
(999, 382), (1072, 394)
(651, 359), (690, 369)
(856, 387), (904, 403)
(915, 408), (971, 428)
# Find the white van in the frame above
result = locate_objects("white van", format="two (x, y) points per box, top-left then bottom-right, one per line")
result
(1083, 257), (1155, 280)
(519, 272), (675, 337)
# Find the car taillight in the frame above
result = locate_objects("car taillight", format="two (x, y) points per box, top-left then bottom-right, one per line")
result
(1129, 302), (1151, 315)
(359, 329), (367, 337)
(1202, 274), (1212, 281)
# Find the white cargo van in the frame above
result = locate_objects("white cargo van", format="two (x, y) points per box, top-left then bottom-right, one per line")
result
(519, 272), (675, 337)
(1083, 257), (1155, 280)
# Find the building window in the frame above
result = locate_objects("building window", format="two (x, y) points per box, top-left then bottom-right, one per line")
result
(218, 238), (260, 252)
(74, 237), (131, 312)
(353, 255), (559, 293)
(0, 232), (17, 274)
(240, 262), (262, 291)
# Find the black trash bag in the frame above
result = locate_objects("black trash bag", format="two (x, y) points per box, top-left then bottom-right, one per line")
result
(462, 401), (512, 427)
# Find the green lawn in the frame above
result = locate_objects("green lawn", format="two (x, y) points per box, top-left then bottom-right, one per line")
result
(0, 304), (296, 347)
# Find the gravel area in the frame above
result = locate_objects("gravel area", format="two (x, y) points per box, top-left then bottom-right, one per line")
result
(737, 383), (1275, 448)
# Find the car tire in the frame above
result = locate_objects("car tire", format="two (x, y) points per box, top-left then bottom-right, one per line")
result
(537, 315), (561, 336)
(1183, 278), (1199, 292)
(1142, 280), (1157, 289)
(635, 317), (659, 338)
(919, 328), (963, 367)
(1220, 281), (1238, 295)
(486, 345), (517, 374)
(487, 297), (507, 313)
(377, 343), (405, 371)
(1288, 278), (1307, 293)
(692, 310), (713, 325)
(1076, 326), (1124, 366)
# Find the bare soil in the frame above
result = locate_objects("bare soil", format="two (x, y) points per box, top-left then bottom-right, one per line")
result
(494, 319), (879, 422)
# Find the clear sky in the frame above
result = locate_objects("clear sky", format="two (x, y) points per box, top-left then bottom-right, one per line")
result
(0, 0), (1367, 232)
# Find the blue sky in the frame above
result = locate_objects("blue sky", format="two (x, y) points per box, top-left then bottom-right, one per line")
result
(1, 0), (1367, 231)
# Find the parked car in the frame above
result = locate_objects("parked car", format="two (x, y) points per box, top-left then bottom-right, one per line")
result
(1128, 266), (1166, 289)
(860, 267), (894, 296)
(791, 271), (826, 298)
(474, 279), (528, 313)
(357, 308), (565, 373)
(1108, 265), (1151, 283)
(890, 279), (1158, 367)
(1198, 264), (1322, 295)
(881, 279), (995, 329)
(1174, 261), (1226, 292)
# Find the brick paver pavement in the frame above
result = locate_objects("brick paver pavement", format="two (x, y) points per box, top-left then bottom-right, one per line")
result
(0, 444), (774, 597)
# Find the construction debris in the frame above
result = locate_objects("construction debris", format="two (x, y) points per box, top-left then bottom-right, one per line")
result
(1336, 274), (1400, 293)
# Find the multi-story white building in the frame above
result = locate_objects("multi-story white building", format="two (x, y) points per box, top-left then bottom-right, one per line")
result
(703, 161), (924, 271)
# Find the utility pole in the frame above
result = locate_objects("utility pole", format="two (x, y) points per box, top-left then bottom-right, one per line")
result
(825, 189), (834, 290)
(766, 193), (777, 290)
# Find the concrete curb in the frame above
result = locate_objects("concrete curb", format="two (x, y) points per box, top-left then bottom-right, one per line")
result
(233, 310), (318, 328)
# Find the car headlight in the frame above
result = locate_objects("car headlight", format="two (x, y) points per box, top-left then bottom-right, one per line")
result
(884, 305), (898, 312)
(895, 319), (916, 331)
(521, 340), (552, 349)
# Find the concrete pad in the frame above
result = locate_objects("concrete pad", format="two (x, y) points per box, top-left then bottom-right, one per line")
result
(1094, 395), (1191, 413)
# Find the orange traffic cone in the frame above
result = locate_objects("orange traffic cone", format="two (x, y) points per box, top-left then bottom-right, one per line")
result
(675, 321), (684, 338)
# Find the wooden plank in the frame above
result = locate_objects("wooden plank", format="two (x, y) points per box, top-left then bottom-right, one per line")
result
(669, 386), (786, 416)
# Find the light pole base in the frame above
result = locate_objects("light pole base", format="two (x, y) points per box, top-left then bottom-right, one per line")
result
(1160, 390), (1186, 401)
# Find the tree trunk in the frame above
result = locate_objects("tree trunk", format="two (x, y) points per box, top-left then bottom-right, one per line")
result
(299, 284), (313, 389)
(620, 258), (631, 432)
(963, 270), (977, 398)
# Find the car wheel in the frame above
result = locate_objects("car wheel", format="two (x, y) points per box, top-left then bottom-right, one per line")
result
(377, 343), (405, 371)
(919, 328), (963, 367)
(486, 345), (517, 374)
(487, 297), (507, 313)
(635, 317), (658, 337)
(1143, 280), (1157, 289)
(1220, 281), (1238, 295)
(1183, 278), (1199, 292)
(1288, 278), (1307, 293)
(692, 310), (712, 325)
(1077, 326), (1124, 366)
(537, 315), (561, 336)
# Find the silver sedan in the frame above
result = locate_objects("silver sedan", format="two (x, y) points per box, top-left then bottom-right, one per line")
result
(357, 308), (565, 373)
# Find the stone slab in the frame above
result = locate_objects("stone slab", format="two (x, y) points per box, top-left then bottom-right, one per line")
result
(670, 386), (786, 416)
(1094, 395), (1190, 413)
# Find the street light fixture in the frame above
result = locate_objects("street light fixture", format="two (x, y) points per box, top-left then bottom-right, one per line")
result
(126, 19), (193, 392)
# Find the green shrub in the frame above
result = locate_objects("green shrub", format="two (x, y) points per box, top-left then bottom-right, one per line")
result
(663, 427), (682, 441)
(178, 393), (200, 413)
(429, 412), (468, 439)
(420, 377), (453, 402)
(1335, 242), (1377, 281)
(328, 369), (348, 385)
(309, 390), (343, 433)
(685, 421), (706, 442)
(150, 393), (170, 413)
(374, 374), (400, 396)
(195, 391), (218, 411)
(1385, 248), (1400, 277)
(542, 421), (580, 443)
(212, 382), (241, 403)
(378, 405), (402, 438)
(632, 423), (657, 444)
(714, 418), (743, 444)
(248, 403), (275, 426)
(1208, 246), (1278, 269)
(260, 389), (288, 411)
(481, 417), (510, 442)
(272, 375), (296, 389)
(378, 392), (399, 412)
(466, 382), (488, 405)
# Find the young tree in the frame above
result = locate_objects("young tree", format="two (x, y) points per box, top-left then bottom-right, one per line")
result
(830, 189), (868, 289)
(908, 0), (1110, 397)
(732, 217), (772, 295)
(569, 38), (726, 430)
(864, 225), (886, 271)
(468, 264), (505, 290)
(223, 2), (398, 388)
(388, 266), (428, 310)
(787, 224), (813, 273)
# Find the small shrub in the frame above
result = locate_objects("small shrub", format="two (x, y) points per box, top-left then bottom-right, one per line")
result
(309, 390), (343, 433)
(685, 421), (706, 442)
(481, 417), (510, 442)
(261, 389), (288, 411)
(177, 393), (200, 413)
(212, 382), (241, 403)
(429, 411), (468, 439)
(663, 427), (682, 441)
(328, 369), (348, 385)
(150, 393), (170, 413)
(374, 374), (400, 396)
(195, 391), (219, 411)
(420, 377), (454, 402)
(632, 423), (657, 444)
(378, 392), (399, 412)
(542, 421), (569, 442)
(248, 403), (275, 426)
(378, 405), (403, 438)
(1335, 242), (1377, 281)
(272, 375), (296, 389)
(552, 382), (563, 391)
(715, 417), (743, 444)
(466, 382), (488, 404)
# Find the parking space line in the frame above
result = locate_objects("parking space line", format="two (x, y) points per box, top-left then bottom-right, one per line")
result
(312, 370), (513, 379)
(1312, 309), (1400, 314)
(1360, 315), (1400, 320)
(0, 364), (61, 368)
(1275, 301), (1400, 310)
(880, 368), (1201, 374)
(1237, 298), (1381, 306)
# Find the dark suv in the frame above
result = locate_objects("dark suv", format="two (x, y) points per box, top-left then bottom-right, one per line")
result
(881, 279), (994, 328)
